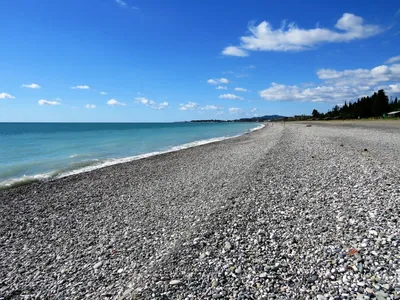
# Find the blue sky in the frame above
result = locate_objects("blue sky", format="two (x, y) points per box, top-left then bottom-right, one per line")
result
(0, 0), (399, 122)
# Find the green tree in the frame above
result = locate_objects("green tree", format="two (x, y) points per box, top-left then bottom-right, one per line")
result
(311, 109), (320, 118)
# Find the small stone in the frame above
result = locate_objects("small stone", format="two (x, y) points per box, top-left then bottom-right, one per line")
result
(259, 272), (267, 278)
(211, 279), (218, 288)
(376, 291), (388, 300)
(93, 261), (103, 269)
(224, 241), (232, 251)
(308, 274), (318, 283)
(343, 275), (349, 283)
(317, 295), (326, 300)
(235, 267), (242, 274)
(358, 263), (364, 274)
(338, 267), (346, 273)
(357, 282), (365, 287)
(365, 288), (374, 295)
(117, 268), (123, 274)
(169, 280), (182, 285)
(369, 229), (378, 236)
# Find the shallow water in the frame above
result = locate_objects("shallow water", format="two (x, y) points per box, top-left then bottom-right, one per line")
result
(0, 122), (262, 188)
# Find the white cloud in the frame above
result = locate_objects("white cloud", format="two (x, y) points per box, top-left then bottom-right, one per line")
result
(207, 78), (230, 85)
(85, 104), (96, 109)
(259, 62), (400, 103)
(135, 97), (168, 110)
(219, 93), (243, 100)
(260, 83), (348, 102)
(317, 64), (400, 86)
(222, 46), (249, 57)
(71, 85), (90, 90)
(234, 87), (248, 92)
(385, 55), (400, 64)
(223, 13), (382, 56)
(200, 105), (220, 111)
(179, 102), (221, 111)
(115, 0), (127, 7)
(21, 83), (41, 89)
(387, 84), (400, 93)
(38, 99), (60, 106)
(107, 99), (126, 106)
(179, 102), (198, 111)
(136, 97), (149, 105)
(100, 91), (108, 95)
(0, 92), (15, 99)
(216, 86), (228, 90)
(228, 107), (241, 113)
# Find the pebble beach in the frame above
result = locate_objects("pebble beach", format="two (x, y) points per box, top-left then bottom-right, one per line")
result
(1, 121), (399, 299)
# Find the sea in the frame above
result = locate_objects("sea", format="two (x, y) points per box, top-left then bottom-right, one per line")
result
(0, 122), (263, 189)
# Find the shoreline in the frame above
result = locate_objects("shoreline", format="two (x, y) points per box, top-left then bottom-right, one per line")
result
(0, 123), (265, 191)
(1, 122), (399, 299)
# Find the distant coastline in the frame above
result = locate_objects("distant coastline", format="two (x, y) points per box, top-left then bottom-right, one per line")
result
(189, 114), (286, 123)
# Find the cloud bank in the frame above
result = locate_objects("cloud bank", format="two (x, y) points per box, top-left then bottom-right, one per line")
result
(259, 62), (400, 103)
(223, 13), (382, 56)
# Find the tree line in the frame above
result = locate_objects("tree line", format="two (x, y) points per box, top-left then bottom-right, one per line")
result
(311, 90), (400, 120)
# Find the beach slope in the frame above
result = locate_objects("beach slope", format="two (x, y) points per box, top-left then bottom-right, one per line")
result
(1, 122), (399, 299)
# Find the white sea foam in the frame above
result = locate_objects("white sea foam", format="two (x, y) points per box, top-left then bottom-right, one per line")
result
(0, 172), (54, 189)
(1, 123), (265, 189)
(249, 124), (265, 132)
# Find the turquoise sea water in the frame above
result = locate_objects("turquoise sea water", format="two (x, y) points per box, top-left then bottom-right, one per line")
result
(0, 122), (262, 188)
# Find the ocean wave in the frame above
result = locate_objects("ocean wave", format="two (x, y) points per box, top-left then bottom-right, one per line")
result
(0, 123), (264, 190)
(249, 124), (265, 132)
(0, 172), (54, 190)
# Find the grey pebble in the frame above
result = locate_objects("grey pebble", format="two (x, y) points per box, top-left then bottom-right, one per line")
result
(1, 123), (400, 299)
